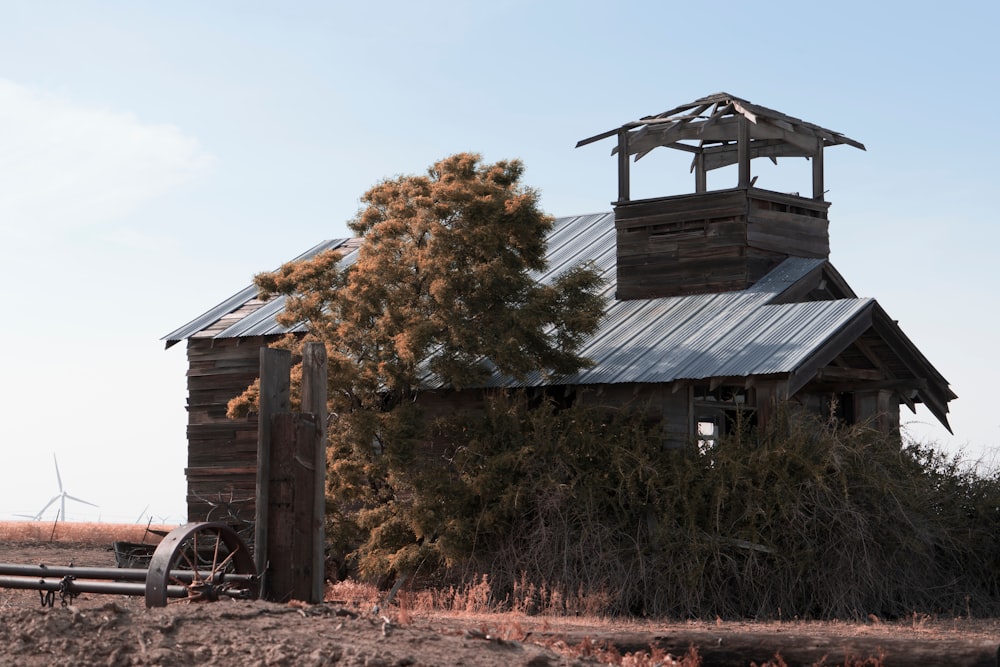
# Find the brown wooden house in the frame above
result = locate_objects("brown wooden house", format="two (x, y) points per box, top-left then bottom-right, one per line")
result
(165, 94), (955, 521)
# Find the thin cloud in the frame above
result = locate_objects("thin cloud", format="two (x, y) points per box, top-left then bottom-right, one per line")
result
(0, 79), (214, 238)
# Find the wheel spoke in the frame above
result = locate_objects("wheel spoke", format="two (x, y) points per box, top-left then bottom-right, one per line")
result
(176, 543), (198, 574)
(213, 546), (238, 574)
(210, 529), (222, 581)
(191, 532), (203, 584)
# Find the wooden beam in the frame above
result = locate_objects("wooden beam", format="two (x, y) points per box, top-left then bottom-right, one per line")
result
(617, 128), (630, 202)
(814, 367), (884, 382)
(266, 412), (319, 602)
(301, 341), (328, 604)
(626, 115), (823, 159)
(575, 127), (619, 148)
(254, 347), (291, 581)
(702, 141), (812, 171)
(809, 378), (929, 394)
(694, 152), (706, 193)
(812, 136), (825, 200)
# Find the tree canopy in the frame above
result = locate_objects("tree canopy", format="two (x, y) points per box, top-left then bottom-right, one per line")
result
(228, 152), (606, 579)
(231, 152), (604, 416)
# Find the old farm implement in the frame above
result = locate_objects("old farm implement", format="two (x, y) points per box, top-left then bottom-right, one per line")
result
(0, 522), (258, 608)
(0, 342), (330, 608)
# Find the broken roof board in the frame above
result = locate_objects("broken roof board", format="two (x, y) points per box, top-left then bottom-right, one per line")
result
(577, 92), (866, 158)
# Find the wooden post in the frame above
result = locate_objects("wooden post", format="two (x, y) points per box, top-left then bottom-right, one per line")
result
(694, 152), (707, 193)
(254, 348), (291, 586)
(300, 342), (328, 603)
(265, 412), (319, 602)
(617, 127), (630, 203)
(754, 384), (772, 436)
(737, 114), (751, 188)
(812, 137), (825, 200)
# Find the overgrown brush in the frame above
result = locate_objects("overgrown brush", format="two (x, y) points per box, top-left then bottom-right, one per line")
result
(326, 392), (1000, 619)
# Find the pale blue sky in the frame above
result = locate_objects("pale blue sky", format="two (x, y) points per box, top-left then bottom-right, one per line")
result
(1, 1), (997, 522)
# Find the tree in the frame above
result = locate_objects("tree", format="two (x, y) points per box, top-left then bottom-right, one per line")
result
(229, 153), (605, 580)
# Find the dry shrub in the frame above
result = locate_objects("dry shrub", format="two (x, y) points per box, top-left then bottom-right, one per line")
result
(394, 574), (495, 613)
(508, 574), (614, 616)
(325, 578), (380, 609)
(328, 393), (1000, 620)
(430, 398), (1000, 619)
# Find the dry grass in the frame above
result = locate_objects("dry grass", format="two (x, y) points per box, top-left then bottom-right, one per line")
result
(323, 574), (999, 667)
(0, 521), (174, 546)
(325, 578), (381, 609)
(325, 577), (703, 665)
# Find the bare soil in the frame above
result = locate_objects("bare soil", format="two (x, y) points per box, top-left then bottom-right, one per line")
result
(2, 539), (999, 666)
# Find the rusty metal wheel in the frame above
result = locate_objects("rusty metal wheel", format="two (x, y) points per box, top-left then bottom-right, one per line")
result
(144, 522), (258, 608)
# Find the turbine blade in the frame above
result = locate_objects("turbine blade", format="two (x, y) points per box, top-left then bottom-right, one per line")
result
(38, 496), (60, 514)
(53, 454), (64, 492)
(65, 494), (99, 508)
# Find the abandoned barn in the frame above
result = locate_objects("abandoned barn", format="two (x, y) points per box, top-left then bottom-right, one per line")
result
(164, 93), (955, 521)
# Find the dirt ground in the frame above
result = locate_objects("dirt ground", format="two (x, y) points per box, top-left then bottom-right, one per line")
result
(2, 540), (999, 666)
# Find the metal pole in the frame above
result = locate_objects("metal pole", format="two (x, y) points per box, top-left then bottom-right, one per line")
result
(0, 563), (255, 584)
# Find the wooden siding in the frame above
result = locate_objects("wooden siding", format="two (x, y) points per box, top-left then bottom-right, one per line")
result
(614, 188), (830, 299)
(185, 336), (275, 522)
(576, 384), (693, 444)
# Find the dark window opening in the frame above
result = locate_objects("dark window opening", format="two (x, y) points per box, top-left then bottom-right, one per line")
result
(693, 384), (757, 446)
(525, 385), (577, 412)
(825, 392), (856, 425)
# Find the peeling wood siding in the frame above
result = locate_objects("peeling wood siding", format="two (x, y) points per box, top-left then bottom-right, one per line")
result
(184, 336), (275, 522)
(614, 189), (830, 299)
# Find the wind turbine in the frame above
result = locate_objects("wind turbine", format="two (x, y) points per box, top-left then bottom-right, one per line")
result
(33, 454), (98, 522)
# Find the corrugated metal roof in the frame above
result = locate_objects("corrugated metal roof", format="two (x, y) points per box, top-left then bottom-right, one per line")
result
(163, 239), (354, 347)
(466, 293), (873, 389)
(163, 214), (872, 388)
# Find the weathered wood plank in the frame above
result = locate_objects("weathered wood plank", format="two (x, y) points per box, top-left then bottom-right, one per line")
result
(266, 412), (319, 603)
(254, 348), (291, 578)
(747, 228), (828, 258)
(301, 341), (328, 604)
(185, 466), (257, 476)
(746, 208), (830, 228)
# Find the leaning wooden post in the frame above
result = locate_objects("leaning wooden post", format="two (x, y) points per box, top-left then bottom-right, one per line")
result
(300, 342), (328, 603)
(254, 348), (291, 587)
